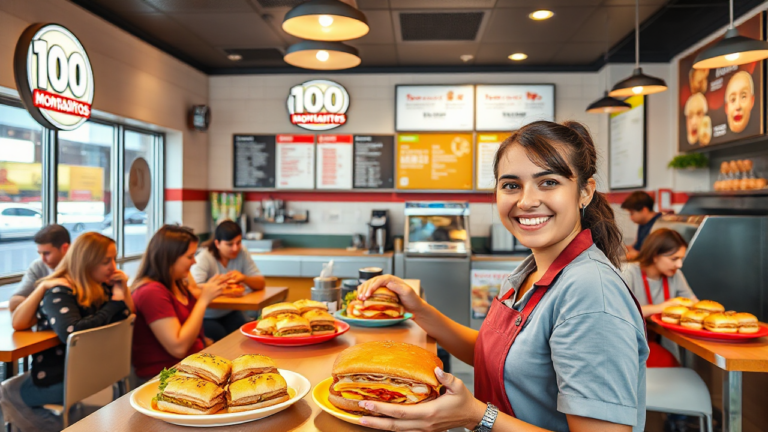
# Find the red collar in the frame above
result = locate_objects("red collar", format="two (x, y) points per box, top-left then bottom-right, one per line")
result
(535, 229), (594, 288)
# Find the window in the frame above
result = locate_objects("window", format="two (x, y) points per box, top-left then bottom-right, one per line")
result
(124, 130), (155, 256)
(0, 103), (45, 277)
(57, 122), (114, 241)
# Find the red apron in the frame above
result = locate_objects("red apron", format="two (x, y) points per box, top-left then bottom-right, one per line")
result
(474, 230), (645, 417)
(642, 270), (680, 368)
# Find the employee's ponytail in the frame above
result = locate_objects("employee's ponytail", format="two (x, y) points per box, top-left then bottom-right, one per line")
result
(493, 120), (624, 267)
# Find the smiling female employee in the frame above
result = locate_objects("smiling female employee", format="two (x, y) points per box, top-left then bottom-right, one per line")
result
(358, 121), (648, 432)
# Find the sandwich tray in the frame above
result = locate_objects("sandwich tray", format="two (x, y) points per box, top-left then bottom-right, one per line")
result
(650, 314), (768, 341)
(129, 369), (310, 427)
(240, 320), (350, 346)
(313, 377), (363, 425)
(333, 310), (413, 327)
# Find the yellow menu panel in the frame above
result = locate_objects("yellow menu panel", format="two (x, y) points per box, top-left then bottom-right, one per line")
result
(396, 133), (473, 190)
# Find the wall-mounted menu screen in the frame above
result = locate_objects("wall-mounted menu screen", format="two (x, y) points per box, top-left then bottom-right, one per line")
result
(353, 135), (394, 189)
(316, 134), (353, 190)
(395, 85), (474, 132)
(276, 134), (315, 189)
(475, 133), (509, 190)
(609, 95), (646, 190)
(475, 84), (555, 131)
(396, 133), (473, 190)
(233, 134), (275, 188)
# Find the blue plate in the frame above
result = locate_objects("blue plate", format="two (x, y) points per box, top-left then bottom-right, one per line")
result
(333, 310), (413, 327)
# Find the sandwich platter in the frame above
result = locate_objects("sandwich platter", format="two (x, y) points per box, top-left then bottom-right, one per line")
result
(312, 377), (362, 425)
(651, 314), (768, 341)
(239, 320), (350, 346)
(333, 310), (413, 327)
(130, 369), (310, 427)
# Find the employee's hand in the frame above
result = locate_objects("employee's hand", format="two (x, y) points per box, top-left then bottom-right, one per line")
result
(625, 245), (639, 261)
(659, 298), (684, 309)
(223, 270), (246, 284)
(359, 367), (486, 432)
(200, 277), (226, 304)
(356, 275), (424, 313)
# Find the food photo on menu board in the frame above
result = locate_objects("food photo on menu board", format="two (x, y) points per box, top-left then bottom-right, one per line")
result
(395, 85), (474, 131)
(396, 133), (473, 190)
(678, 14), (764, 151)
(475, 84), (555, 131)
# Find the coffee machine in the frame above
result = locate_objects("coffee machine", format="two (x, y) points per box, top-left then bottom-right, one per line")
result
(367, 210), (389, 254)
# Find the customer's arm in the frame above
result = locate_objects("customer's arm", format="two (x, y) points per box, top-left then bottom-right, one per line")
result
(42, 287), (127, 343)
(223, 249), (265, 290)
(12, 278), (70, 330)
(9, 264), (42, 313)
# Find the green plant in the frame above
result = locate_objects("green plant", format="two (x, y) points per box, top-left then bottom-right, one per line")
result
(668, 153), (709, 169)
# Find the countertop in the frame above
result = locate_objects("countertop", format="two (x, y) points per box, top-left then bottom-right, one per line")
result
(471, 254), (528, 262)
(251, 248), (393, 258)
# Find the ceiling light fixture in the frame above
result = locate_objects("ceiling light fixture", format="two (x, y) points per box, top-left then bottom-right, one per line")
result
(509, 53), (527, 61)
(587, 11), (631, 114)
(529, 10), (554, 21)
(609, 0), (667, 97)
(284, 41), (360, 70)
(227, 53), (242, 61)
(283, 0), (369, 42)
(693, 0), (768, 69)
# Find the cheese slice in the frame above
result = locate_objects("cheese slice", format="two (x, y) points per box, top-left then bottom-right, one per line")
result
(360, 310), (402, 317)
(333, 382), (430, 402)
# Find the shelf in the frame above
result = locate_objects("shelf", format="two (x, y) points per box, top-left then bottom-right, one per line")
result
(253, 217), (309, 224)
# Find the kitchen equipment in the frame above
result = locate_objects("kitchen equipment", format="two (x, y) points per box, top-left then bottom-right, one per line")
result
(393, 236), (404, 252)
(241, 239), (281, 252)
(351, 234), (365, 250)
(312, 277), (341, 313)
(367, 210), (389, 254)
(359, 267), (382, 282)
(490, 223), (529, 253)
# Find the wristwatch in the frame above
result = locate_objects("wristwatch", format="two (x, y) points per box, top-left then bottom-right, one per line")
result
(473, 403), (499, 432)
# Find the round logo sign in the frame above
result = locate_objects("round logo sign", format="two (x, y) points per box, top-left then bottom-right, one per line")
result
(287, 80), (349, 131)
(128, 157), (151, 212)
(13, 23), (94, 131)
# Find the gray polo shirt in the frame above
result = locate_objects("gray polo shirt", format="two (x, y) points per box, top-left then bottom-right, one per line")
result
(499, 245), (648, 431)
(13, 259), (52, 298)
(191, 246), (261, 319)
(621, 262), (695, 306)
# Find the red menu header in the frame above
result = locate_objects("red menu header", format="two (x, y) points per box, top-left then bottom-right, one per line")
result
(318, 134), (353, 144)
(277, 134), (314, 144)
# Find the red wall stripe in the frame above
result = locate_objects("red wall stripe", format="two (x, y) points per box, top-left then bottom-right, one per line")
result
(165, 189), (209, 201)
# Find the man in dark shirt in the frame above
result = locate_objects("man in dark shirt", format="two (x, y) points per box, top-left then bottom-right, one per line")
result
(621, 191), (661, 260)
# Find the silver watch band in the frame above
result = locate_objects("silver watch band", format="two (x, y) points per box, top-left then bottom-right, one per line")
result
(473, 403), (498, 432)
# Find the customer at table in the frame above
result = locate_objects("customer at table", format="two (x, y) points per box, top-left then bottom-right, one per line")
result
(10, 224), (71, 330)
(357, 121), (648, 432)
(621, 190), (661, 260)
(0, 232), (133, 432)
(131, 225), (227, 383)
(191, 220), (265, 341)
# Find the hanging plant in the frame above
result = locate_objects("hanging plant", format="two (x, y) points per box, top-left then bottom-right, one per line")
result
(668, 153), (709, 170)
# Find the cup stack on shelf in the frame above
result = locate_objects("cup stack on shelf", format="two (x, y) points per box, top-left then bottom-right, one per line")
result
(714, 159), (767, 191)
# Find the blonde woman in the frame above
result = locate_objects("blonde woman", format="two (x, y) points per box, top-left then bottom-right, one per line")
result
(0, 232), (133, 432)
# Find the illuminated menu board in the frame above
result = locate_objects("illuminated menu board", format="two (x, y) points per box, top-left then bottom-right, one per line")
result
(276, 134), (315, 189)
(316, 134), (353, 190)
(395, 85), (474, 131)
(475, 133), (509, 190)
(396, 133), (473, 190)
(353, 135), (394, 189)
(475, 84), (555, 131)
(233, 134), (275, 188)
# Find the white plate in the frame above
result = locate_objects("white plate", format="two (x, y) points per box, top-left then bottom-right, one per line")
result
(129, 369), (310, 427)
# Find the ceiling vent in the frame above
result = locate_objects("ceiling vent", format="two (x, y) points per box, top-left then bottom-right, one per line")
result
(399, 12), (484, 41)
(256, 0), (307, 8)
(223, 48), (285, 62)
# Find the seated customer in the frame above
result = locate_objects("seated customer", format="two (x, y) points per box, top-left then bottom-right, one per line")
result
(191, 221), (265, 341)
(621, 190), (661, 260)
(10, 224), (71, 330)
(0, 232), (133, 432)
(131, 226), (227, 383)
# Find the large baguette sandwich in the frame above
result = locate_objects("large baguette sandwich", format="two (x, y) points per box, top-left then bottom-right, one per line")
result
(154, 373), (226, 415)
(347, 288), (405, 319)
(177, 353), (232, 385)
(227, 373), (290, 413)
(329, 341), (443, 416)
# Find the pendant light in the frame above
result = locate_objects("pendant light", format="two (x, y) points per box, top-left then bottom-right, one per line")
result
(283, 0), (369, 42)
(587, 11), (632, 114)
(284, 41), (361, 70)
(693, 0), (768, 69)
(609, 0), (667, 97)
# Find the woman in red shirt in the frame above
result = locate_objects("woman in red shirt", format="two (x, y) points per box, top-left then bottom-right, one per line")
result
(130, 225), (227, 382)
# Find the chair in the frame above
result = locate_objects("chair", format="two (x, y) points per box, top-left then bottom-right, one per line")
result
(646, 367), (713, 432)
(44, 315), (135, 428)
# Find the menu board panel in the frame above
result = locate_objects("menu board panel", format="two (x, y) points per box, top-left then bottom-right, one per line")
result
(353, 135), (394, 189)
(276, 134), (315, 189)
(476, 85), (555, 131)
(316, 134), (353, 190)
(610, 96), (646, 190)
(476, 133), (509, 190)
(396, 133), (473, 190)
(233, 135), (275, 188)
(395, 85), (474, 132)
(678, 14), (763, 151)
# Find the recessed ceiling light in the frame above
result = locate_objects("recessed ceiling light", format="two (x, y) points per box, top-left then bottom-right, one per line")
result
(509, 53), (528, 61)
(460, 54), (474, 62)
(529, 10), (554, 21)
(227, 53), (242, 61)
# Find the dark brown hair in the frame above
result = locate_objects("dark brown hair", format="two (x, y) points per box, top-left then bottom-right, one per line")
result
(203, 220), (242, 260)
(131, 225), (198, 295)
(34, 224), (70, 248)
(492, 120), (624, 267)
(635, 228), (688, 267)
(620, 191), (655, 212)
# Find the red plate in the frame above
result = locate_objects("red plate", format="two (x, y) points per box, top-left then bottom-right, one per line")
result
(239, 320), (350, 347)
(650, 314), (768, 341)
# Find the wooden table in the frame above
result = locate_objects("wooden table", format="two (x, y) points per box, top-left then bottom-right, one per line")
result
(0, 309), (60, 378)
(64, 319), (434, 431)
(648, 320), (768, 432)
(209, 286), (289, 311)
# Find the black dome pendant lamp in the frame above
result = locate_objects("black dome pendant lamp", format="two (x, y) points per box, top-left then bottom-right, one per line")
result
(587, 11), (632, 114)
(693, 0), (768, 69)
